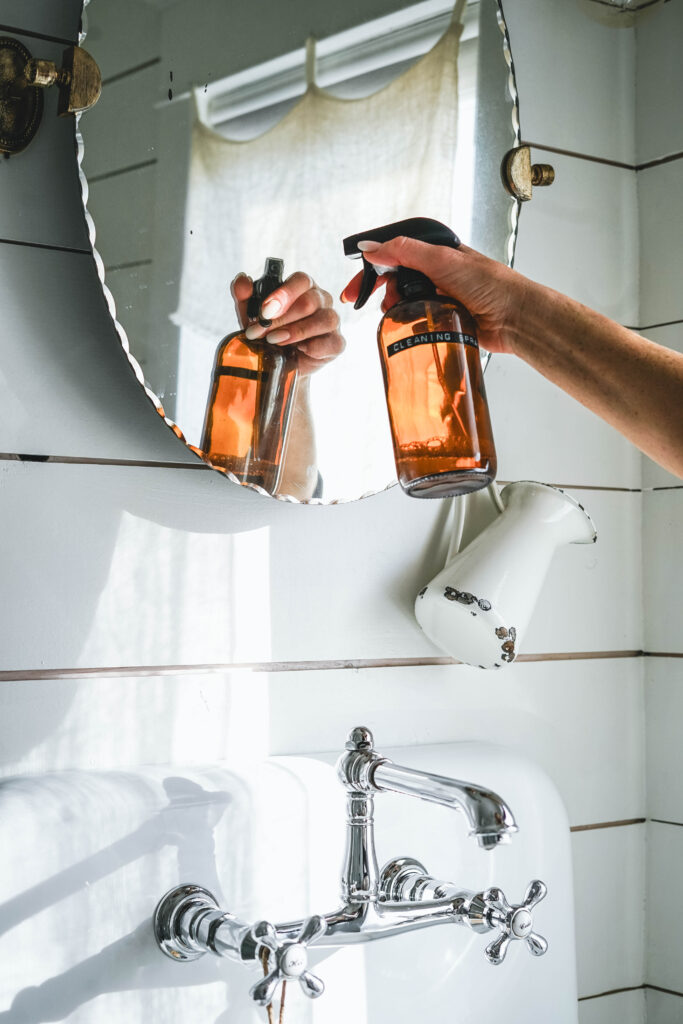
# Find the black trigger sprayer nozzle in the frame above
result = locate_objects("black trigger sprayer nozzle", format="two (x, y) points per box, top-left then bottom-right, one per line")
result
(247, 257), (285, 326)
(342, 217), (460, 309)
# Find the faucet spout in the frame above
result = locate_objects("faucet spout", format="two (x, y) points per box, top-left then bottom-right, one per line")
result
(373, 760), (518, 849)
(337, 727), (518, 850)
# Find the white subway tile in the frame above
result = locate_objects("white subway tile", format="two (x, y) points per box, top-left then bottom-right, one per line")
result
(0, 672), (273, 778)
(486, 356), (642, 489)
(645, 987), (683, 1023)
(505, 0), (636, 165)
(0, 460), (443, 671)
(646, 822), (683, 993)
(0, 657), (645, 830)
(1, 0), (81, 40)
(515, 156), (639, 327)
(645, 657), (683, 823)
(268, 657), (646, 826)
(0, 244), (196, 462)
(0, 465), (641, 669)
(639, 162), (683, 328)
(642, 489), (683, 653)
(579, 990), (645, 1024)
(635, 0), (683, 165)
(521, 489), (642, 656)
(572, 824), (646, 998)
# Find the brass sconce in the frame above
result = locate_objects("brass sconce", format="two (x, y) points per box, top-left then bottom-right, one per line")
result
(502, 146), (555, 202)
(0, 37), (101, 155)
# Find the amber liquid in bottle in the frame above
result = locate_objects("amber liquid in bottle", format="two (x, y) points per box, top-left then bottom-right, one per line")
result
(200, 330), (298, 493)
(378, 295), (496, 497)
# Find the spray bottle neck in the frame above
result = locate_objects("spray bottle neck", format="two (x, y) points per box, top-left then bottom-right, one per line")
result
(396, 268), (437, 302)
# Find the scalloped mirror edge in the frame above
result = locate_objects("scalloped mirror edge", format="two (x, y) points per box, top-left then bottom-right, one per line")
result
(77, 0), (521, 505)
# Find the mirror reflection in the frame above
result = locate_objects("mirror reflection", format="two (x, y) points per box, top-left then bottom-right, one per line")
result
(81, 0), (518, 502)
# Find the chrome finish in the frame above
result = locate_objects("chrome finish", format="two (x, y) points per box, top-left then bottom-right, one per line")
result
(372, 762), (517, 849)
(154, 884), (225, 962)
(247, 916), (327, 1005)
(379, 858), (548, 964)
(153, 727), (548, 1005)
(154, 883), (261, 965)
(337, 725), (518, 852)
(478, 880), (548, 964)
(154, 885), (326, 1006)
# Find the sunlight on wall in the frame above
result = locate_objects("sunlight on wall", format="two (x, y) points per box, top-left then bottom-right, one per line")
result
(78, 516), (272, 666)
(48, 519), (276, 769)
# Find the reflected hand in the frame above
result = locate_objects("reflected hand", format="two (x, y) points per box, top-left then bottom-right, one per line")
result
(340, 237), (531, 355)
(231, 271), (345, 375)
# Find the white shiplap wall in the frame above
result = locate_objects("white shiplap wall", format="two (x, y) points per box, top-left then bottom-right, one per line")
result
(0, 0), (659, 1021)
(636, 2), (683, 1020)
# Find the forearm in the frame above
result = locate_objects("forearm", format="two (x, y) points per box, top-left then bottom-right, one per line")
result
(509, 278), (683, 478)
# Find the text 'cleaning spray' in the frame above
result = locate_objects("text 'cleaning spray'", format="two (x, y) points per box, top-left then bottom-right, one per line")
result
(344, 217), (496, 498)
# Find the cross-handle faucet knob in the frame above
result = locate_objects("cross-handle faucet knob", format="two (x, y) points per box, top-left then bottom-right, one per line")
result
(481, 880), (548, 964)
(249, 915), (327, 1006)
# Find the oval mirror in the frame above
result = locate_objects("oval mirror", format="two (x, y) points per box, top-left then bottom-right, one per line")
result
(80, 0), (519, 503)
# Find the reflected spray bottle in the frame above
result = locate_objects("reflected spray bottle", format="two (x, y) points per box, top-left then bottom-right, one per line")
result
(200, 257), (299, 492)
(344, 218), (496, 498)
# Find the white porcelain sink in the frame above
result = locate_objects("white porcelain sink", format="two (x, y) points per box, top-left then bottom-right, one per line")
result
(0, 742), (578, 1023)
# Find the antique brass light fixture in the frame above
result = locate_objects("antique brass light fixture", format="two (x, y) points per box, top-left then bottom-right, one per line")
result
(0, 37), (101, 155)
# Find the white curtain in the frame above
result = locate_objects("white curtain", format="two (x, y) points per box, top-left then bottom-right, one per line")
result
(173, 1), (471, 496)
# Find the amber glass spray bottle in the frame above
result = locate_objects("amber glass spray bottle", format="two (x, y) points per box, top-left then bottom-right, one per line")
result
(344, 218), (496, 498)
(201, 258), (299, 492)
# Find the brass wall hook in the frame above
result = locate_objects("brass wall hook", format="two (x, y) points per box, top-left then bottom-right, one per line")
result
(0, 37), (101, 155)
(501, 146), (555, 202)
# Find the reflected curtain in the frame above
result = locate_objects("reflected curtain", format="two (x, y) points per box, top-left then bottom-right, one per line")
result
(175, 3), (467, 337)
(173, 0), (469, 490)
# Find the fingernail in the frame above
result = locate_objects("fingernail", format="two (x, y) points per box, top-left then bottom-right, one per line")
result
(245, 324), (266, 340)
(357, 240), (381, 252)
(266, 329), (290, 345)
(261, 297), (282, 319)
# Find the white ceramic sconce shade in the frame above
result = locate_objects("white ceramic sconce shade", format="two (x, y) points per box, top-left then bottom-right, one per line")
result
(415, 482), (597, 668)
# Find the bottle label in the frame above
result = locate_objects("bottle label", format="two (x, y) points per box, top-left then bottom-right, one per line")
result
(387, 330), (478, 358)
(215, 367), (270, 382)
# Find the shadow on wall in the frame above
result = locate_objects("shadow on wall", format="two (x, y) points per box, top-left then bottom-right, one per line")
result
(0, 773), (263, 1024)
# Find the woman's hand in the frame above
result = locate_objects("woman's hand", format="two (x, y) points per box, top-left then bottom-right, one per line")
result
(340, 237), (531, 356)
(231, 271), (345, 376)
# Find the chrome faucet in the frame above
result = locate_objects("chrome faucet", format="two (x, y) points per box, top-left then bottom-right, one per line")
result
(154, 727), (547, 1008)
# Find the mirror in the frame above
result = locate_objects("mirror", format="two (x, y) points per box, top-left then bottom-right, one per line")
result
(80, 0), (519, 502)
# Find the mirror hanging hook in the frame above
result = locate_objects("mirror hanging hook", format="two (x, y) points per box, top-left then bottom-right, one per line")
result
(501, 146), (555, 202)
